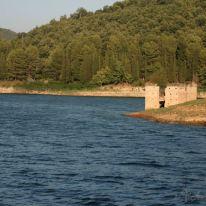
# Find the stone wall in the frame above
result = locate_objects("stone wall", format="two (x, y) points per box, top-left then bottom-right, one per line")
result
(145, 85), (160, 110)
(165, 86), (179, 107)
(165, 83), (197, 107)
(145, 83), (198, 110)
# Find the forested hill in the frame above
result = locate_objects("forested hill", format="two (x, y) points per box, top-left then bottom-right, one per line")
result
(0, 28), (17, 40)
(0, 0), (206, 87)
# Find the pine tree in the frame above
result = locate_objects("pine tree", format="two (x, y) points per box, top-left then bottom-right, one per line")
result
(26, 45), (41, 80)
(47, 45), (64, 81)
(7, 48), (27, 80)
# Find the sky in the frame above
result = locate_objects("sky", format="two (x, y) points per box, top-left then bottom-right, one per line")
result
(0, 0), (118, 33)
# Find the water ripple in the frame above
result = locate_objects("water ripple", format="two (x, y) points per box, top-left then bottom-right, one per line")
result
(0, 95), (205, 206)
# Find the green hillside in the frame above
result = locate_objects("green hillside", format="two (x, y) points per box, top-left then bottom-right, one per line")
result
(0, 0), (206, 87)
(0, 28), (17, 40)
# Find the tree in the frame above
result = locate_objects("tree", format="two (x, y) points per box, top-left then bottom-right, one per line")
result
(25, 45), (41, 80)
(91, 66), (112, 86)
(60, 45), (72, 83)
(185, 34), (202, 81)
(70, 8), (89, 19)
(80, 45), (94, 83)
(47, 45), (64, 81)
(142, 39), (160, 81)
(159, 35), (177, 83)
(7, 49), (28, 80)
(129, 35), (141, 81)
(198, 48), (206, 86)
(0, 40), (11, 79)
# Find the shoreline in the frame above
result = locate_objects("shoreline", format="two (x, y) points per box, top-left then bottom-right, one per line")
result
(0, 85), (145, 98)
(0, 85), (205, 99)
(127, 112), (206, 126)
(1, 85), (206, 126)
(127, 99), (206, 126)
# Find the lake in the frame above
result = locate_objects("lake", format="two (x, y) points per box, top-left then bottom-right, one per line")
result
(0, 95), (205, 206)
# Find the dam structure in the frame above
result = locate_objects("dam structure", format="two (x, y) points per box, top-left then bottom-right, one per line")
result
(145, 83), (197, 110)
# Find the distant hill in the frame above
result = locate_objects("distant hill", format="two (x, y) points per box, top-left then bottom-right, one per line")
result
(0, 28), (17, 40)
(0, 0), (206, 87)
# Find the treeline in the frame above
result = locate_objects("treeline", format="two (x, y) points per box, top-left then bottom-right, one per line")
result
(0, 0), (206, 87)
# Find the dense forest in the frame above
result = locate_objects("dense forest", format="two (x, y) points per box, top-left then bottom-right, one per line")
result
(0, 28), (17, 40)
(0, 0), (206, 87)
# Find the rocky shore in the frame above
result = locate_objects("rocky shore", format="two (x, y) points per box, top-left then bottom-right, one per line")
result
(0, 84), (145, 97)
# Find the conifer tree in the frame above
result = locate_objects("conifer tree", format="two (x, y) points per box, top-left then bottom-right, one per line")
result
(7, 48), (27, 80)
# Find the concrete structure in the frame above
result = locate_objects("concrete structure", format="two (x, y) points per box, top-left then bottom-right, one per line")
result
(165, 83), (197, 107)
(165, 85), (186, 107)
(145, 83), (197, 110)
(145, 84), (160, 110)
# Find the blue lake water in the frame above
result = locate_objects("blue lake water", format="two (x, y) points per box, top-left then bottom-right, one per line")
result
(0, 94), (205, 206)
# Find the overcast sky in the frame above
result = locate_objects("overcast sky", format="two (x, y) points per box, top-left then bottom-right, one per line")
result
(0, 0), (117, 33)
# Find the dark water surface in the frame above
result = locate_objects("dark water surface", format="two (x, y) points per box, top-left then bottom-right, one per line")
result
(0, 95), (205, 206)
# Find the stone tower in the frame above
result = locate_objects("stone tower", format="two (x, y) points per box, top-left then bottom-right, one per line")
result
(145, 84), (160, 110)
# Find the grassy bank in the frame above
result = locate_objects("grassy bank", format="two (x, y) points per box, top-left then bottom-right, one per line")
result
(128, 99), (206, 126)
